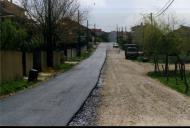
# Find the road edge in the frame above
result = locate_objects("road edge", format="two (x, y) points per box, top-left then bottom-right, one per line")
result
(66, 47), (108, 126)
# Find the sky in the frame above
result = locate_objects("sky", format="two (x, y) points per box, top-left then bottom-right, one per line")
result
(79, 0), (190, 32)
(12, 0), (190, 32)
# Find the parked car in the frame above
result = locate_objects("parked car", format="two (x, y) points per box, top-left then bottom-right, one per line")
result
(125, 47), (139, 59)
(124, 44), (138, 50)
(113, 43), (119, 48)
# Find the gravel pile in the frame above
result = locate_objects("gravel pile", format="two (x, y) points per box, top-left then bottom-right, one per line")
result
(68, 69), (105, 126)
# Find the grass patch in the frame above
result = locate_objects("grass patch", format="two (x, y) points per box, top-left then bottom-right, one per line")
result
(0, 80), (37, 96)
(67, 49), (95, 62)
(148, 71), (190, 96)
(57, 49), (95, 72)
(56, 63), (76, 72)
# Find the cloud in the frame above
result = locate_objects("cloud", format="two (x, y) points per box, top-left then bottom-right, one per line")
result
(14, 0), (190, 32)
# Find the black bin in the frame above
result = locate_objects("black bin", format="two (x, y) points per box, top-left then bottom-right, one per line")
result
(28, 69), (38, 82)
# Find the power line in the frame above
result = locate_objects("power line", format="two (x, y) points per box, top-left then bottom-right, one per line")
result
(154, 0), (172, 15)
(139, 0), (172, 17)
(155, 0), (175, 17)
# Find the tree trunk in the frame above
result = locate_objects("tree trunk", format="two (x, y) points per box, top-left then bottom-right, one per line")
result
(175, 62), (178, 85)
(165, 53), (169, 81)
(154, 55), (157, 73)
(64, 44), (67, 60)
(183, 64), (189, 94)
(162, 65), (165, 75)
(156, 55), (160, 72)
(46, 0), (53, 67)
(165, 53), (169, 75)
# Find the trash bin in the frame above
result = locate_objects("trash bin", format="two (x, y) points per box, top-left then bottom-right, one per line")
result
(28, 69), (38, 82)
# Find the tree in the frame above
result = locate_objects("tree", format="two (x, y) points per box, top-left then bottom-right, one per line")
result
(21, 0), (82, 67)
(0, 19), (27, 50)
(136, 14), (189, 93)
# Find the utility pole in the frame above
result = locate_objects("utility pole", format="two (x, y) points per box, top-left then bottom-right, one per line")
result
(125, 26), (127, 42)
(150, 12), (153, 26)
(47, 0), (53, 67)
(77, 10), (81, 57)
(118, 27), (120, 43)
(141, 22), (144, 52)
(116, 25), (118, 43)
(122, 26), (124, 42)
(94, 24), (96, 45)
(86, 20), (90, 50)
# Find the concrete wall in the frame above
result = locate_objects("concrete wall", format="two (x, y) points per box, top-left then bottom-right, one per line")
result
(0, 51), (23, 84)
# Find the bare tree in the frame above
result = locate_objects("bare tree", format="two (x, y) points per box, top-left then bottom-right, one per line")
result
(21, 0), (81, 67)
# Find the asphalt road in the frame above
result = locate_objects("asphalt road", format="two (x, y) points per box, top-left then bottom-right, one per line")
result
(0, 43), (112, 126)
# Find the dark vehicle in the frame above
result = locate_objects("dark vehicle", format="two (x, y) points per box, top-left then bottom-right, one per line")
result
(124, 44), (138, 59)
(124, 44), (138, 49)
(125, 47), (138, 59)
(113, 43), (119, 48)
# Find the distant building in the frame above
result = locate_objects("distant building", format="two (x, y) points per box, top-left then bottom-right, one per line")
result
(173, 25), (190, 37)
(56, 18), (93, 48)
(90, 28), (108, 42)
(173, 25), (190, 54)
(108, 31), (117, 42)
(91, 29), (104, 36)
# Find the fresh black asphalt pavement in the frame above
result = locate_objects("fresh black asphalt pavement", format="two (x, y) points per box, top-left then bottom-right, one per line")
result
(0, 43), (112, 126)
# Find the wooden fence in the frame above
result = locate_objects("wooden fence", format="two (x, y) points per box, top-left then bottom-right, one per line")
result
(0, 46), (87, 84)
(0, 51), (23, 84)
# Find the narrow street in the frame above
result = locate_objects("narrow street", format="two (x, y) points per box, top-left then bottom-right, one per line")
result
(1, 0), (190, 126)
(95, 49), (190, 126)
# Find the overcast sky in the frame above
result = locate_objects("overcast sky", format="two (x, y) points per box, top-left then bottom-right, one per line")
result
(13, 0), (190, 32)
(79, 0), (190, 32)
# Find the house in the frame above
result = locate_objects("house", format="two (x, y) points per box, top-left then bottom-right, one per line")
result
(55, 18), (92, 58)
(0, 0), (25, 20)
(173, 25), (190, 54)
(91, 28), (105, 36)
(56, 18), (92, 46)
(173, 25), (190, 37)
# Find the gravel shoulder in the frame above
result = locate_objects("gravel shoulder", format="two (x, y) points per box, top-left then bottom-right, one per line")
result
(96, 49), (190, 126)
(69, 48), (190, 126)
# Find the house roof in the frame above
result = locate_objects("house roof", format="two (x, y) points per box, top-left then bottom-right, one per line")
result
(173, 25), (190, 33)
(91, 29), (102, 32)
(0, 0), (25, 11)
(0, 0), (25, 17)
(0, 6), (14, 16)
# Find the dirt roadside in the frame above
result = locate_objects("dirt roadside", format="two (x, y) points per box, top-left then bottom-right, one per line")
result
(96, 49), (190, 126)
